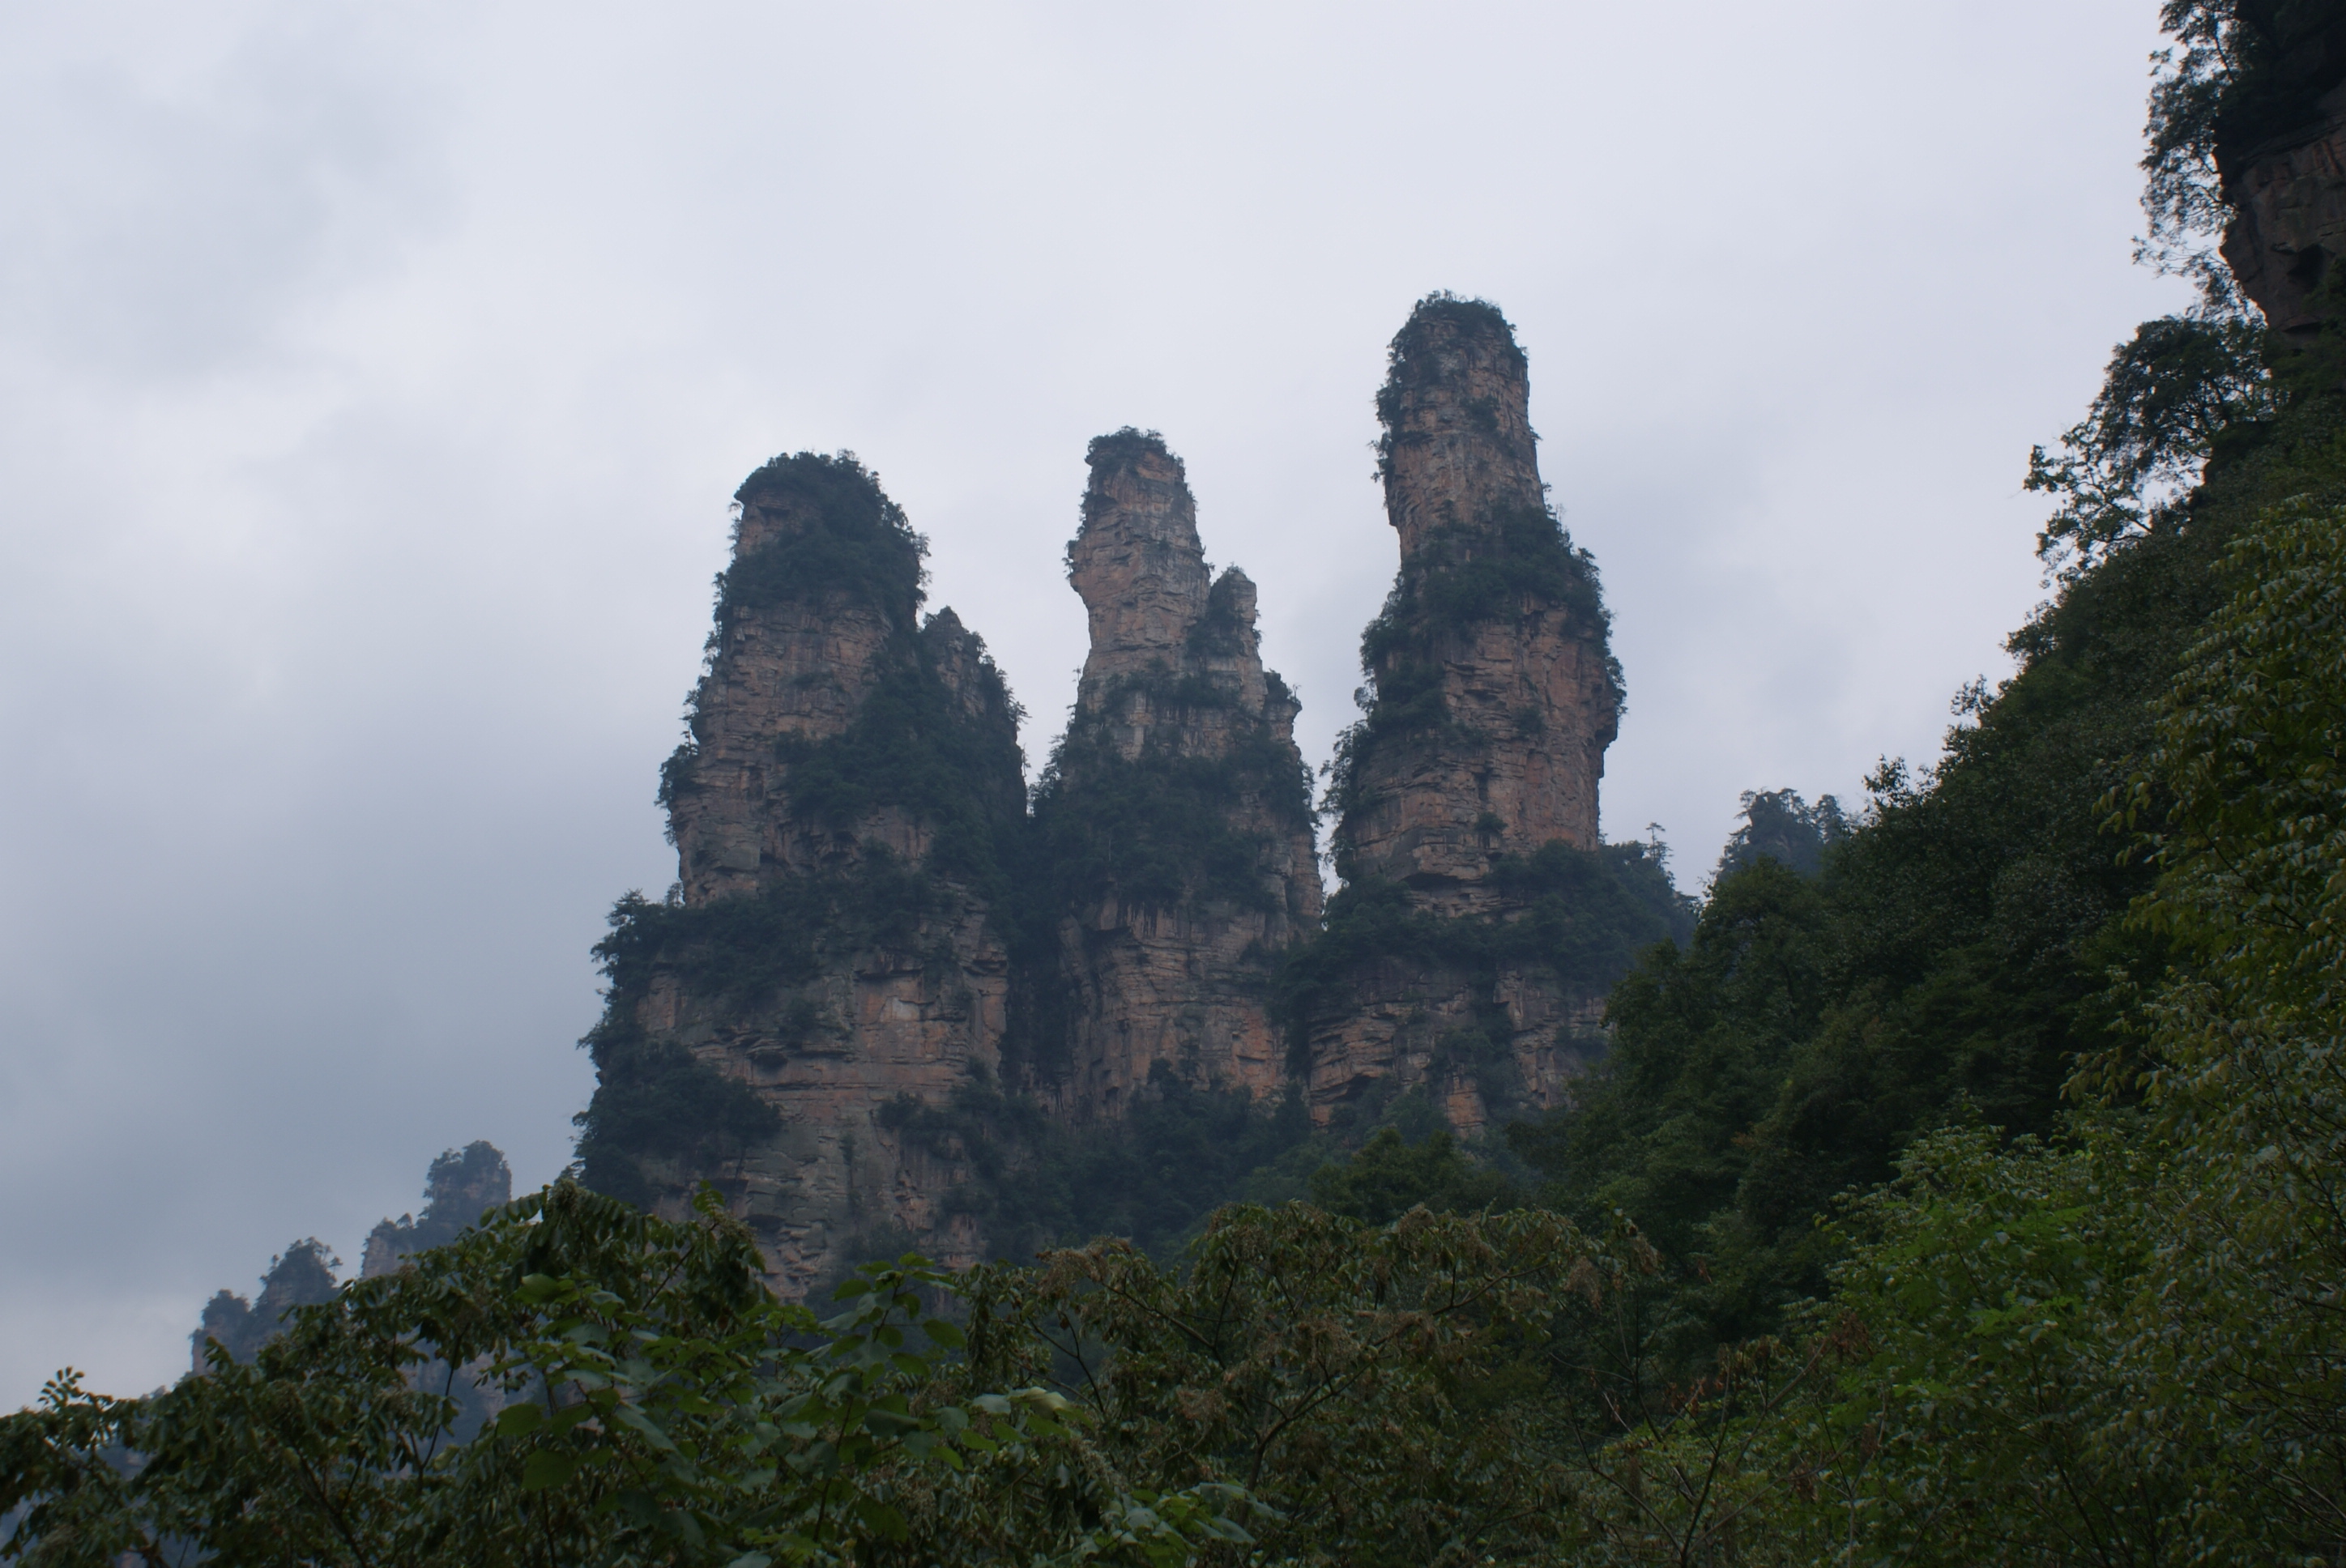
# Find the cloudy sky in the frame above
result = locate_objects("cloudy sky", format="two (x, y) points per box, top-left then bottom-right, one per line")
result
(0, 0), (2192, 1405)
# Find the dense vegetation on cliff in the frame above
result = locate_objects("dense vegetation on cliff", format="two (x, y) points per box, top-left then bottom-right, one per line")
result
(20, 6), (2346, 1561)
(582, 454), (1033, 1208)
(30, 384), (2339, 1565)
(1029, 571), (1315, 922)
(1270, 842), (1691, 1094)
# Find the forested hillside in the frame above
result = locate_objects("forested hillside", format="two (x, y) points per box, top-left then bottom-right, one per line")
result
(11, 2), (2346, 1562)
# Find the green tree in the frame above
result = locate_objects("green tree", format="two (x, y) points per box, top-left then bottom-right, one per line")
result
(0, 1183), (1249, 1568)
(960, 1200), (1605, 1568)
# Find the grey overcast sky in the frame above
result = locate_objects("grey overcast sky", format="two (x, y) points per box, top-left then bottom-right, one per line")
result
(1, 0), (2191, 1405)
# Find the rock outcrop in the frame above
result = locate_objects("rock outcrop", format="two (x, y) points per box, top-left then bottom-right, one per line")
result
(1034, 431), (1322, 1117)
(577, 300), (1678, 1288)
(1337, 299), (1618, 903)
(192, 1238), (339, 1372)
(360, 1141), (514, 1277)
(2213, 15), (2346, 339)
(2222, 78), (2346, 339)
(1301, 296), (1629, 1134)
(582, 452), (1026, 1296)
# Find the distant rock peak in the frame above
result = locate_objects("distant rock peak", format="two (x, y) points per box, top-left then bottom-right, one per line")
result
(580, 296), (1640, 1289)
(1069, 428), (1214, 699)
(1376, 296), (1546, 565)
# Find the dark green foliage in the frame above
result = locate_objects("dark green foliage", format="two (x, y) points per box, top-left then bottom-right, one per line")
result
(1507, 859), (1839, 1350)
(1512, 242), (2346, 1367)
(1271, 841), (1694, 1080)
(1712, 787), (1847, 883)
(595, 861), (932, 1008)
(571, 1036), (781, 1208)
(1030, 679), (1311, 918)
(1032, 750), (1278, 913)
(964, 1200), (1604, 1568)
(718, 450), (926, 630)
(879, 1067), (1314, 1265)
(772, 623), (1027, 900)
(1378, 507), (1610, 653)
(2025, 311), (2273, 573)
(9, 1184), (1254, 1566)
(366, 1142), (514, 1268)
(1306, 1127), (1522, 1224)
(1079, 424), (1168, 486)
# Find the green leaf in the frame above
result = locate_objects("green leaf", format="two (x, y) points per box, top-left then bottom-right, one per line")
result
(611, 1400), (680, 1452)
(863, 1407), (923, 1438)
(517, 1273), (567, 1303)
(495, 1402), (545, 1436)
(852, 1498), (909, 1540)
(521, 1449), (582, 1491)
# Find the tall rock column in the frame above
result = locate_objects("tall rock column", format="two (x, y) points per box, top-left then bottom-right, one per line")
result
(1030, 430), (1323, 1118)
(578, 452), (1026, 1297)
(1301, 296), (1641, 1135)
(1337, 298), (1618, 905)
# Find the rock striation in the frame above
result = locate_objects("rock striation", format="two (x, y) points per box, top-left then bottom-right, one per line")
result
(2213, 13), (2346, 339)
(1034, 431), (1322, 1117)
(2223, 78), (2346, 339)
(577, 298), (1679, 1290)
(581, 453), (1026, 1297)
(1299, 296), (1631, 1135)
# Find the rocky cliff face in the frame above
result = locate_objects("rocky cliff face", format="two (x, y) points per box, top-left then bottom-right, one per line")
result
(2223, 79), (2346, 339)
(1302, 296), (1631, 1134)
(578, 299), (1677, 1288)
(581, 452), (1026, 1297)
(1034, 431), (1322, 1117)
(1336, 300), (1619, 901)
(2212, 14), (2346, 339)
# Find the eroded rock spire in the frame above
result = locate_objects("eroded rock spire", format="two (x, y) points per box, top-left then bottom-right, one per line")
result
(1303, 295), (1638, 1133)
(1034, 429), (1321, 1117)
(1335, 296), (1619, 901)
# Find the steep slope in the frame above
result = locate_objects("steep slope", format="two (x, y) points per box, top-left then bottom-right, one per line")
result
(1506, 10), (2346, 1360)
(1337, 298), (1618, 894)
(1288, 296), (1683, 1136)
(575, 453), (1027, 1295)
(1027, 431), (1322, 1117)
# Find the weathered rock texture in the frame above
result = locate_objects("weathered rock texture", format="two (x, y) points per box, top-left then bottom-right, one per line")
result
(1035, 431), (1322, 1117)
(583, 453), (1026, 1297)
(1337, 302), (1618, 902)
(1304, 296), (1627, 1133)
(2207, 7), (2346, 339)
(578, 301), (1674, 1288)
(2223, 78), (2346, 338)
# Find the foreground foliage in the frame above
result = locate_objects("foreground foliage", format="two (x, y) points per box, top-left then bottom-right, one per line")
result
(13, 496), (2346, 1562)
(0, 1185), (1250, 1568)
